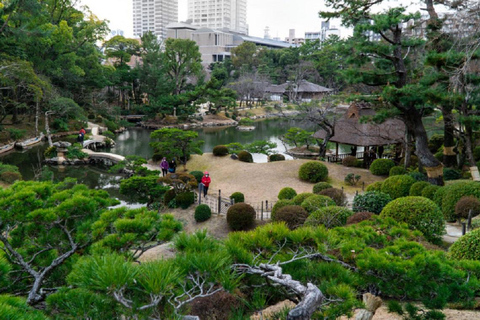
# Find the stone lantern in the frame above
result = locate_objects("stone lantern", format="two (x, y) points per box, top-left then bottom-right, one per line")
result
(52, 141), (71, 163)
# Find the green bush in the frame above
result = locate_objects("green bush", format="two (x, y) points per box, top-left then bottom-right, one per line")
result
(344, 173), (361, 186)
(273, 205), (309, 229)
(370, 159), (395, 176)
(230, 192), (245, 203)
(194, 204), (212, 222)
(473, 146), (480, 161)
(226, 203), (256, 231)
(449, 229), (480, 260)
(409, 181), (431, 196)
(189, 171), (203, 183)
(421, 185), (441, 200)
(164, 189), (176, 206)
(292, 192), (315, 205)
(319, 188), (347, 206)
(278, 187), (297, 200)
(443, 168), (462, 181)
(175, 192), (195, 209)
(366, 181), (383, 192)
(342, 156), (358, 167)
(269, 154), (285, 162)
(313, 182), (333, 194)
(238, 118), (254, 126)
(346, 211), (374, 225)
(304, 206), (354, 228)
(0, 171), (22, 184)
(298, 161), (328, 183)
(44, 146), (57, 158)
(381, 196), (445, 241)
(389, 166), (406, 176)
(271, 199), (294, 220)
(381, 175), (416, 199)
(238, 150), (253, 163)
(301, 195), (335, 214)
(455, 196), (480, 220)
(104, 119), (119, 132)
(102, 130), (115, 139)
(434, 181), (480, 222)
(352, 191), (392, 214)
(407, 171), (427, 182)
(428, 134), (444, 153)
(213, 145), (229, 156)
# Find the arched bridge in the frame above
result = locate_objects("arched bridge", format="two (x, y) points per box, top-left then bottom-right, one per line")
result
(82, 149), (125, 165)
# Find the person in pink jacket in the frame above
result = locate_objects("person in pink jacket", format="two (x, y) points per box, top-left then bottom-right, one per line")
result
(201, 171), (211, 197)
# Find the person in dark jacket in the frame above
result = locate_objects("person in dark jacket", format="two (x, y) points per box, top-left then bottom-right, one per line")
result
(169, 158), (177, 173)
(201, 171), (211, 197)
(160, 157), (169, 176)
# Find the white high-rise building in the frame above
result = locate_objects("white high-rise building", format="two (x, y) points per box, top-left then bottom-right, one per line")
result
(133, 0), (178, 39)
(187, 0), (248, 35)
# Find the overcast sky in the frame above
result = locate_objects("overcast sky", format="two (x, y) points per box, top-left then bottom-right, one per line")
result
(77, 0), (339, 40)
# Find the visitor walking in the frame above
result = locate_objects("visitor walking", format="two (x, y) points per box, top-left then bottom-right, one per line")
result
(78, 127), (86, 144)
(169, 158), (177, 173)
(201, 171), (211, 197)
(160, 157), (169, 176)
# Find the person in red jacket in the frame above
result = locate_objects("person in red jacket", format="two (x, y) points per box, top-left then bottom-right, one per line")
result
(201, 171), (211, 197)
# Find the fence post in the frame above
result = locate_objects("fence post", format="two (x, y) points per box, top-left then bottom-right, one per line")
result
(218, 189), (221, 215)
(462, 222), (466, 235)
(261, 201), (264, 221)
(198, 184), (202, 205)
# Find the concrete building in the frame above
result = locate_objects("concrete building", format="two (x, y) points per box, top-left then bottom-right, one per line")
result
(187, 0), (248, 35)
(285, 29), (305, 45)
(305, 21), (341, 42)
(133, 0), (178, 40)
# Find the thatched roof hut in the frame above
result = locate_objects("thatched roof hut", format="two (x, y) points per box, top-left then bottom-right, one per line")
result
(265, 80), (333, 101)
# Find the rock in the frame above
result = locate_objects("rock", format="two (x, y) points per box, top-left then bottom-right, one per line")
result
(230, 154), (238, 160)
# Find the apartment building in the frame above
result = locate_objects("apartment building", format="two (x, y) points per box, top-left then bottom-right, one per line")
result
(133, 0), (178, 39)
(187, 0), (248, 35)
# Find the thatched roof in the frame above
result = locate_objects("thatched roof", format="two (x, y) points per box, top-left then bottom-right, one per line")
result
(313, 103), (405, 146)
(265, 80), (333, 94)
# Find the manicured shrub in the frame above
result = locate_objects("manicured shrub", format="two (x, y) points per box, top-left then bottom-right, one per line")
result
(238, 150), (253, 163)
(304, 206), (354, 228)
(0, 171), (22, 184)
(278, 187), (297, 200)
(409, 181), (431, 196)
(421, 185), (441, 200)
(230, 192), (245, 203)
(346, 211), (374, 225)
(344, 173), (361, 186)
(455, 196), (480, 220)
(443, 168), (462, 181)
(298, 161), (329, 183)
(342, 156), (358, 167)
(313, 182), (333, 194)
(175, 192), (195, 209)
(407, 171), (427, 182)
(226, 203), (256, 231)
(381, 175), (416, 199)
(389, 166), (406, 176)
(271, 199), (294, 220)
(301, 195), (335, 214)
(434, 181), (480, 221)
(269, 154), (285, 162)
(381, 196), (445, 241)
(319, 188), (347, 206)
(369, 159), (395, 176)
(195, 204), (212, 222)
(352, 191), (392, 214)
(273, 205), (309, 229)
(189, 171), (203, 183)
(366, 181), (383, 192)
(292, 192), (315, 205)
(213, 145), (229, 156)
(164, 189), (176, 206)
(449, 228), (480, 260)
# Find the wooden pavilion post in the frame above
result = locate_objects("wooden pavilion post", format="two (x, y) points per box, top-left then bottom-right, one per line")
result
(335, 143), (339, 159)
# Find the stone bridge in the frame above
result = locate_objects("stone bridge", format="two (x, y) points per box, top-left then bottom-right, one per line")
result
(82, 149), (125, 165)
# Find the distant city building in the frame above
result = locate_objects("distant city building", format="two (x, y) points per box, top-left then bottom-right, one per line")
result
(264, 26), (271, 39)
(305, 21), (340, 43)
(132, 0), (178, 39)
(285, 29), (305, 45)
(187, 0), (248, 35)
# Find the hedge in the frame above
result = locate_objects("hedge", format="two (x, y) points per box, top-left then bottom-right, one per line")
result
(381, 175), (416, 199)
(298, 161), (328, 183)
(370, 159), (395, 176)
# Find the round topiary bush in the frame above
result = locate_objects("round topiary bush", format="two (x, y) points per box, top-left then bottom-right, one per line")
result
(195, 204), (212, 222)
(381, 175), (416, 199)
(352, 191), (392, 214)
(342, 156), (358, 167)
(226, 203), (256, 231)
(213, 145), (229, 156)
(455, 196), (480, 220)
(346, 211), (375, 225)
(319, 188), (347, 206)
(380, 196), (445, 241)
(421, 185), (441, 200)
(369, 159), (395, 176)
(278, 187), (297, 200)
(292, 192), (315, 205)
(0, 171), (22, 184)
(366, 181), (383, 192)
(189, 171), (204, 183)
(230, 192), (245, 203)
(301, 195), (335, 214)
(449, 228), (480, 260)
(409, 181), (431, 196)
(298, 161), (329, 183)
(407, 171), (427, 182)
(269, 154), (285, 162)
(443, 168), (462, 181)
(238, 150), (253, 163)
(313, 182), (333, 194)
(434, 181), (480, 221)
(304, 206), (354, 228)
(175, 192), (195, 209)
(389, 166), (406, 176)
(273, 205), (309, 229)
(271, 199), (294, 220)
(164, 189), (176, 206)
